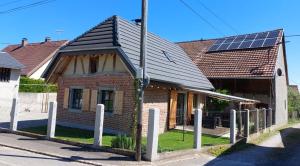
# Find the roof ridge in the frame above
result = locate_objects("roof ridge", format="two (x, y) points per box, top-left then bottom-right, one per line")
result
(4, 40), (68, 48)
(177, 28), (284, 44)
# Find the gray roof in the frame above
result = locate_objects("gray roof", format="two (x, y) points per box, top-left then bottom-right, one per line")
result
(0, 52), (24, 69)
(44, 16), (214, 90)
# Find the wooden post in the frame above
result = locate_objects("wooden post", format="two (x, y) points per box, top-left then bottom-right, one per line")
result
(230, 109), (236, 144)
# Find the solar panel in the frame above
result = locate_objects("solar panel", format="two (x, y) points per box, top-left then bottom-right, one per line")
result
(208, 29), (281, 52)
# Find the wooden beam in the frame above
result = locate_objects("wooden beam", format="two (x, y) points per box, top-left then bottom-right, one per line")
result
(101, 54), (108, 72)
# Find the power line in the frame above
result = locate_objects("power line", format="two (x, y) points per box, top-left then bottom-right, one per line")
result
(198, 0), (239, 34)
(0, 0), (24, 7)
(0, 0), (56, 14)
(179, 0), (224, 36)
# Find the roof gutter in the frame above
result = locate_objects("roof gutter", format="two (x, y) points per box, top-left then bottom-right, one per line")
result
(185, 88), (260, 103)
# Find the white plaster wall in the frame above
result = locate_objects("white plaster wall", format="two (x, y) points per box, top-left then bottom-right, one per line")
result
(274, 44), (288, 124)
(29, 60), (51, 79)
(0, 69), (21, 112)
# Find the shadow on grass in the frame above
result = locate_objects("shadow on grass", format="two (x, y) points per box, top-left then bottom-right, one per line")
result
(205, 127), (300, 166)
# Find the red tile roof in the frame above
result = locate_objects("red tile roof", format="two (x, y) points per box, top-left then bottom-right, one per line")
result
(2, 40), (68, 76)
(178, 30), (283, 79)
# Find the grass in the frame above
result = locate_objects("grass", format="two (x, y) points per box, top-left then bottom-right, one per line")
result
(21, 125), (229, 152)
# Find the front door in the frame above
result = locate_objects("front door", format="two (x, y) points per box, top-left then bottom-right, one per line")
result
(176, 93), (186, 125)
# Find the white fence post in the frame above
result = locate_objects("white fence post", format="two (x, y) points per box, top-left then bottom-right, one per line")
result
(245, 109), (250, 138)
(47, 102), (57, 139)
(268, 108), (273, 130)
(194, 108), (202, 150)
(10, 98), (18, 131)
(263, 108), (267, 132)
(255, 109), (259, 133)
(145, 108), (160, 161)
(93, 104), (105, 147)
(230, 109), (236, 144)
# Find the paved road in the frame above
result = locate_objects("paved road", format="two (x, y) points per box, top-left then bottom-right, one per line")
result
(0, 146), (87, 166)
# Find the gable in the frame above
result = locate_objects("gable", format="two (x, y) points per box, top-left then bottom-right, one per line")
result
(63, 53), (127, 76)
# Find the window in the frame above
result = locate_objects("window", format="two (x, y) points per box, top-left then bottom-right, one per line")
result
(69, 88), (83, 110)
(0, 68), (11, 82)
(89, 56), (99, 74)
(98, 90), (114, 113)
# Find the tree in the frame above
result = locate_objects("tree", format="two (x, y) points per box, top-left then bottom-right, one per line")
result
(288, 87), (300, 112)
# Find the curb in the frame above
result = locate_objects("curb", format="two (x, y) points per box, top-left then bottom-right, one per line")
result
(0, 127), (135, 157)
(0, 142), (103, 166)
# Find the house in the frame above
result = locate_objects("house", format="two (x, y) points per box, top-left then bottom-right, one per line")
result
(178, 29), (289, 125)
(2, 38), (68, 79)
(0, 52), (24, 111)
(42, 15), (218, 135)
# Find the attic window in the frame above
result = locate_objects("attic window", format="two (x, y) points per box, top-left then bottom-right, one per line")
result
(162, 51), (175, 63)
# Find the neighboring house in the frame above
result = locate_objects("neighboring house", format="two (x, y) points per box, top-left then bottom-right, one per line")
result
(179, 29), (289, 125)
(2, 37), (68, 79)
(289, 85), (300, 94)
(0, 52), (24, 111)
(43, 15), (215, 135)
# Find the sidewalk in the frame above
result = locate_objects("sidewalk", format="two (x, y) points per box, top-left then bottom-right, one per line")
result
(0, 132), (149, 166)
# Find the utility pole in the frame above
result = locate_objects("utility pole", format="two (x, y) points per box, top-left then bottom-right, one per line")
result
(135, 0), (148, 161)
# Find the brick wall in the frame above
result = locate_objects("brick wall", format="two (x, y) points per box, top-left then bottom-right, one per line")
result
(57, 73), (135, 134)
(142, 87), (170, 136)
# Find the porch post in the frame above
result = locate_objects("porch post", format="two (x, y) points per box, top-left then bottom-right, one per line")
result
(230, 109), (236, 144)
(194, 108), (202, 150)
(47, 102), (57, 139)
(245, 109), (250, 138)
(254, 109), (259, 133)
(262, 108), (267, 132)
(10, 98), (18, 131)
(93, 104), (105, 147)
(145, 108), (160, 161)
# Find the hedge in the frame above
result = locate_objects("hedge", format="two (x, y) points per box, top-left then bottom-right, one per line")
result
(19, 77), (57, 93)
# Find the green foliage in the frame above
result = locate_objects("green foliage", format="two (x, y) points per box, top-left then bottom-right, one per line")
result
(288, 87), (300, 112)
(211, 89), (230, 111)
(19, 77), (57, 93)
(111, 134), (135, 150)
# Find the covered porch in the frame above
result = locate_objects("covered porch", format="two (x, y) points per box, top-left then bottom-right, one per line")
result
(168, 88), (260, 138)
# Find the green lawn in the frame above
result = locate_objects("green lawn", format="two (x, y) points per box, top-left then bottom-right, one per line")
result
(21, 125), (229, 152)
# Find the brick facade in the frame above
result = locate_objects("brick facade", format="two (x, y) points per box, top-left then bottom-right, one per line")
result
(57, 73), (172, 136)
(142, 88), (170, 136)
(57, 73), (136, 134)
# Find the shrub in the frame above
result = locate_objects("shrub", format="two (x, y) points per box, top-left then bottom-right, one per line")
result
(288, 87), (300, 112)
(19, 77), (57, 93)
(111, 134), (135, 150)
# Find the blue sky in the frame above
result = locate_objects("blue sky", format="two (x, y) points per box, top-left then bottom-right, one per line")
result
(1, 0), (299, 87)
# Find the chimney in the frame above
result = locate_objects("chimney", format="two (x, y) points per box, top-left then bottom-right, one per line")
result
(21, 38), (28, 47)
(44, 37), (51, 42)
